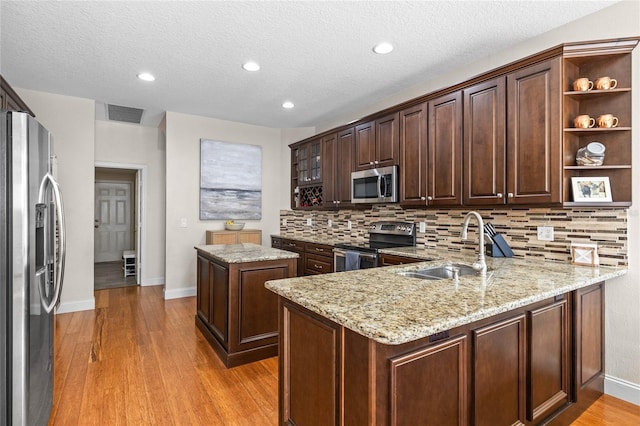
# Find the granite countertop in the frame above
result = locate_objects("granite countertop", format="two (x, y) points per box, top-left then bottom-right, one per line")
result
(265, 248), (626, 345)
(195, 243), (299, 264)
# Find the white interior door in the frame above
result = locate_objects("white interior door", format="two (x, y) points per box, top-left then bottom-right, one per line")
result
(94, 181), (132, 263)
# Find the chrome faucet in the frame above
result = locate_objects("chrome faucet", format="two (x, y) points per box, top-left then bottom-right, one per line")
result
(461, 211), (487, 276)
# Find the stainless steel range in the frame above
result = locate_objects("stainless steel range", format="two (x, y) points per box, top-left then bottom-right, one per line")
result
(333, 221), (416, 272)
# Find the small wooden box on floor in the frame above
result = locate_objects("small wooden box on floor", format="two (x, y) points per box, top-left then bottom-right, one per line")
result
(206, 229), (262, 245)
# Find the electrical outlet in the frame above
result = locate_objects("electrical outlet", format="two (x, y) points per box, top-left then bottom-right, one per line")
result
(306, 218), (312, 226)
(347, 220), (352, 230)
(419, 222), (426, 233)
(327, 219), (332, 228)
(537, 226), (554, 241)
(281, 218), (287, 226)
(179, 217), (187, 228)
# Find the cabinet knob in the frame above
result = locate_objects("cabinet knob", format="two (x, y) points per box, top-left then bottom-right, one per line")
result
(496, 193), (503, 198)
(336, 200), (341, 204)
(508, 192), (514, 198)
(314, 264), (322, 269)
(374, 161), (379, 165)
(427, 196), (433, 201)
(369, 161), (374, 165)
(420, 196), (426, 201)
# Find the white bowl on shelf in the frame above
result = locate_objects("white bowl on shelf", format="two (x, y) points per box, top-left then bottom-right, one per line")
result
(224, 222), (245, 231)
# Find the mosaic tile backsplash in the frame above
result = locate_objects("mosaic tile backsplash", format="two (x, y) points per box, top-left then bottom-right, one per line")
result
(279, 205), (628, 267)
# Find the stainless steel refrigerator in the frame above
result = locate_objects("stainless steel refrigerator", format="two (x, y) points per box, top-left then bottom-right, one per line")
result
(1, 111), (66, 425)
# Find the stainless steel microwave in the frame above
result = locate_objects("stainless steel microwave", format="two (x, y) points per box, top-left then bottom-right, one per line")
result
(351, 165), (398, 204)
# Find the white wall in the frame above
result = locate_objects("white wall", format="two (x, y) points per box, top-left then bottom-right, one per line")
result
(16, 88), (96, 313)
(94, 120), (166, 285)
(163, 112), (312, 299)
(314, 1), (640, 403)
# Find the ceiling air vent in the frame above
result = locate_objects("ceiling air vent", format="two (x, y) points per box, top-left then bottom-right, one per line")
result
(107, 104), (144, 124)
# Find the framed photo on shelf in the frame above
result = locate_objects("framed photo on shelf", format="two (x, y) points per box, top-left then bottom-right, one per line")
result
(571, 176), (612, 203)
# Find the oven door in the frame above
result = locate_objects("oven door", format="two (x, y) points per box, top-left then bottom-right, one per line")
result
(333, 248), (378, 272)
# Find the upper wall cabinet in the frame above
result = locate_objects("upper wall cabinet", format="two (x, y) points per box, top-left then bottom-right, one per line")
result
(323, 130), (354, 209)
(464, 57), (562, 206)
(399, 103), (428, 207)
(291, 138), (323, 209)
(289, 38), (637, 210)
(1, 75), (34, 116)
(463, 77), (506, 205)
(562, 39), (637, 207)
(354, 112), (399, 171)
(428, 92), (463, 206)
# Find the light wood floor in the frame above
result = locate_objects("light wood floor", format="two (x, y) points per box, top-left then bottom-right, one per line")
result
(94, 261), (137, 290)
(50, 285), (640, 425)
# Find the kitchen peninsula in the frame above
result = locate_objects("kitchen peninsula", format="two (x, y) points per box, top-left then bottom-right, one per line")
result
(194, 243), (298, 367)
(265, 250), (626, 425)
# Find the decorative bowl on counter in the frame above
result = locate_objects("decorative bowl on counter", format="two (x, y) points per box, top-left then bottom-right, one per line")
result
(224, 222), (245, 231)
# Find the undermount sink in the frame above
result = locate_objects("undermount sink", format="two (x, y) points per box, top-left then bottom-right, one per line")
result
(397, 264), (481, 280)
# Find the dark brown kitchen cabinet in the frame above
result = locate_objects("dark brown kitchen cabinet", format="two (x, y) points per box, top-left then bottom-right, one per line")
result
(195, 250), (296, 368)
(399, 102), (428, 207)
(323, 129), (353, 208)
(506, 57), (562, 205)
(280, 300), (342, 426)
(277, 285), (604, 425)
(463, 77), (507, 205)
(390, 335), (469, 425)
(197, 255), (229, 344)
(562, 39), (636, 207)
(527, 298), (570, 422)
(548, 282), (604, 425)
(280, 238), (305, 276)
(272, 237), (335, 276)
(291, 137), (323, 209)
(304, 242), (334, 275)
(428, 91), (463, 206)
(463, 57), (562, 206)
(354, 112), (400, 171)
(295, 137), (322, 185)
(0, 75), (34, 116)
(472, 314), (526, 426)
(378, 253), (421, 266)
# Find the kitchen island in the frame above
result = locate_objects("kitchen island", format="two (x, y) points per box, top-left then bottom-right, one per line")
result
(265, 249), (626, 425)
(194, 243), (298, 367)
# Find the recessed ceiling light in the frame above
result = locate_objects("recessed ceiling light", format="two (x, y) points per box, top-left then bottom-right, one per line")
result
(242, 61), (260, 72)
(282, 101), (294, 109)
(137, 72), (155, 82)
(373, 42), (394, 55)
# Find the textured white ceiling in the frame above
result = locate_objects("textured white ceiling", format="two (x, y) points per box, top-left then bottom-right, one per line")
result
(0, 1), (618, 128)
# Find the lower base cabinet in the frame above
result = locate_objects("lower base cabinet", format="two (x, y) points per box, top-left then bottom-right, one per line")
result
(278, 282), (604, 425)
(196, 253), (297, 367)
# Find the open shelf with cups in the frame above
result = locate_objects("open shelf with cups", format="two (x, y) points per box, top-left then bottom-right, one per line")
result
(562, 39), (637, 207)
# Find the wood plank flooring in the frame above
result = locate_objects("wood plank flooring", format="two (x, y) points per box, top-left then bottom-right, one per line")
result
(94, 261), (137, 290)
(50, 285), (640, 425)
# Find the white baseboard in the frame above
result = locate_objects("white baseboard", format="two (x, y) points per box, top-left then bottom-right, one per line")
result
(141, 277), (165, 286)
(605, 375), (640, 406)
(163, 286), (196, 300)
(55, 298), (95, 314)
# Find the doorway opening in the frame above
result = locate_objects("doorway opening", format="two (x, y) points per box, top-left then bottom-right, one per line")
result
(94, 164), (145, 290)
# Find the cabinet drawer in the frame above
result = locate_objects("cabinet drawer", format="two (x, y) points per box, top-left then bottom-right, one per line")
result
(305, 253), (333, 275)
(282, 239), (305, 252)
(306, 242), (333, 256)
(379, 254), (422, 266)
(271, 236), (283, 249)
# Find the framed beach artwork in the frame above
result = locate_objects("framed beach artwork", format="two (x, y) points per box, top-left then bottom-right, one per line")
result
(200, 139), (262, 220)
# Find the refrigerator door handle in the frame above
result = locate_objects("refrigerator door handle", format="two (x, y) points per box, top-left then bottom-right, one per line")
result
(37, 172), (66, 313)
